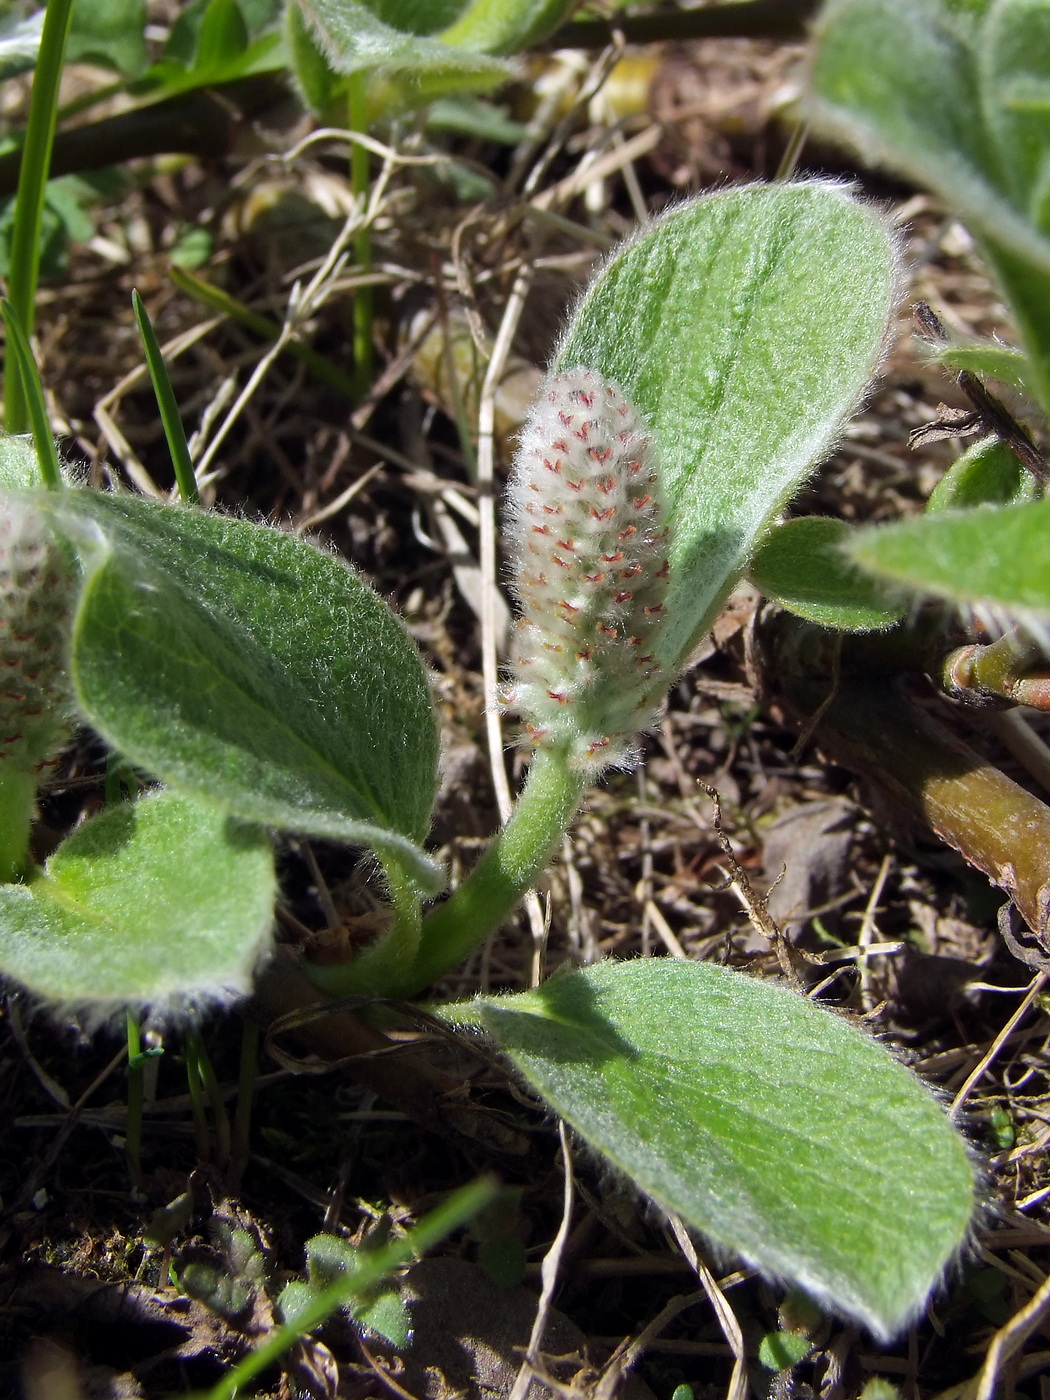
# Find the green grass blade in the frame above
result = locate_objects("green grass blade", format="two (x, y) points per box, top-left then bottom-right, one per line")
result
(0, 299), (61, 490)
(3, 0), (76, 433)
(132, 289), (199, 504)
(169, 265), (358, 400)
(198, 1177), (498, 1400)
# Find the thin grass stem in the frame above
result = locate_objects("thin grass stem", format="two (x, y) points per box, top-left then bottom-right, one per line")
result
(183, 1034), (212, 1163)
(125, 1012), (145, 1194)
(188, 1029), (232, 1167)
(169, 265), (358, 399)
(230, 1017), (259, 1188)
(3, 0), (75, 433)
(132, 290), (199, 504)
(0, 301), (61, 489)
(348, 71), (374, 401)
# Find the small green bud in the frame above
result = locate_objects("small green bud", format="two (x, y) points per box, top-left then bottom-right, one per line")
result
(506, 369), (671, 774)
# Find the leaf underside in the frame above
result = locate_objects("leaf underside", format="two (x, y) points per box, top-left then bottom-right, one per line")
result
(748, 516), (904, 630)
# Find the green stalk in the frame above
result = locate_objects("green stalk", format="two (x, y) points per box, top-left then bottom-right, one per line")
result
(306, 851), (425, 997)
(184, 1034), (212, 1163)
(132, 290), (199, 504)
(0, 301), (61, 489)
(230, 1017), (259, 1188)
(125, 1011), (145, 1194)
(3, 0), (75, 433)
(0, 769), (36, 884)
(348, 71), (373, 401)
(406, 746), (586, 995)
(189, 1029), (231, 1167)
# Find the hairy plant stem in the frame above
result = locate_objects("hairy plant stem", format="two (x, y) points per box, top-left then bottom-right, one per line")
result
(309, 852), (425, 996)
(3, 0), (75, 432)
(407, 745), (588, 995)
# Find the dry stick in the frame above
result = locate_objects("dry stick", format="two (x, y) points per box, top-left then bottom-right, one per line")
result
(950, 971), (1049, 1120)
(976, 1271), (1050, 1400)
(478, 272), (531, 819)
(476, 261), (549, 959)
(856, 851), (894, 1013)
(769, 638), (1050, 947)
(667, 1215), (749, 1400)
(509, 1120), (575, 1400)
(594, 1290), (711, 1400)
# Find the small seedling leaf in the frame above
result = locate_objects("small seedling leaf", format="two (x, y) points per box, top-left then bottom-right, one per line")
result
(748, 517), (904, 630)
(445, 959), (975, 1340)
(759, 1331), (812, 1371)
(555, 182), (899, 672)
(926, 435), (1030, 512)
(41, 490), (443, 890)
(0, 787), (274, 1004)
(850, 498), (1050, 613)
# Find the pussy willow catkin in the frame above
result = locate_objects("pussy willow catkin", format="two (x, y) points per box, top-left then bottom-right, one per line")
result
(505, 368), (671, 774)
(0, 497), (74, 773)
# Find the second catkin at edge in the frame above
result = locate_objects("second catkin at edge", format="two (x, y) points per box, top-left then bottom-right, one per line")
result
(505, 368), (672, 775)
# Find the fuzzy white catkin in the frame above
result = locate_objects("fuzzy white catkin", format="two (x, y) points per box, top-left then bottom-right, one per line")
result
(0, 496), (74, 773)
(505, 368), (671, 774)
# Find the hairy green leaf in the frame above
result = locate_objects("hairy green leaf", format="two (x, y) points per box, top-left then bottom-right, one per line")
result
(926, 435), (1030, 511)
(809, 0), (1050, 411)
(748, 516), (904, 630)
(555, 182), (899, 672)
(41, 490), (443, 891)
(0, 788), (274, 1004)
(69, 0), (148, 76)
(850, 497), (1050, 612)
(295, 0), (506, 78)
(445, 959), (975, 1341)
(0, 10), (44, 81)
(439, 0), (579, 55)
(924, 338), (1034, 396)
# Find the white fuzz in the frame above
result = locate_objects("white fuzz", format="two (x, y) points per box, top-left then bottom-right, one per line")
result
(505, 368), (671, 774)
(0, 495), (75, 773)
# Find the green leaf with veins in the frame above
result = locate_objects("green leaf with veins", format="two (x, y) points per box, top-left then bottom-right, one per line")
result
(850, 497), (1050, 613)
(39, 489), (443, 892)
(0, 788), (274, 1004)
(555, 181), (900, 673)
(443, 959), (975, 1342)
(809, 0), (1050, 412)
(748, 517), (904, 630)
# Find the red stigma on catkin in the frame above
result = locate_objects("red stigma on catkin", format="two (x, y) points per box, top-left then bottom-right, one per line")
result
(506, 368), (672, 774)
